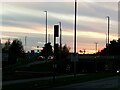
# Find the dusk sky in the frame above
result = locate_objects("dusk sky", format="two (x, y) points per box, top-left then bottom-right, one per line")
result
(0, 1), (118, 53)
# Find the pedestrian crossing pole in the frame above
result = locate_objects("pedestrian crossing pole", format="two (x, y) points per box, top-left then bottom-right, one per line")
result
(53, 25), (59, 81)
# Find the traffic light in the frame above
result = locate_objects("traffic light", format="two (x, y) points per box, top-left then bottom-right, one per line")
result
(54, 43), (59, 53)
(54, 25), (59, 37)
(54, 43), (59, 60)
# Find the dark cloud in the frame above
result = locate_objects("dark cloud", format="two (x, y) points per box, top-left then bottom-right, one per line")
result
(8, 2), (117, 20)
(2, 2), (118, 34)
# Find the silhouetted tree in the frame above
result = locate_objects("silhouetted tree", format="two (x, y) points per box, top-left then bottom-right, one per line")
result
(61, 44), (70, 59)
(2, 39), (11, 53)
(41, 42), (53, 59)
(58, 44), (71, 73)
(97, 39), (120, 55)
(8, 39), (25, 65)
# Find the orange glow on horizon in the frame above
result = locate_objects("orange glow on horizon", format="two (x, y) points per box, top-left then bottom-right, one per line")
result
(1, 25), (118, 54)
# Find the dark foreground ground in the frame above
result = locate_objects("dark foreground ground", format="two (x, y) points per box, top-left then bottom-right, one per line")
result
(49, 76), (120, 90)
(2, 72), (120, 90)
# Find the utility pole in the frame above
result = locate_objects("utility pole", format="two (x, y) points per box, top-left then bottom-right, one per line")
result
(74, 0), (77, 78)
(95, 42), (98, 53)
(44, 11), (48, 44)
(25, 36), (27, 52)
(83, 49), (86, 54)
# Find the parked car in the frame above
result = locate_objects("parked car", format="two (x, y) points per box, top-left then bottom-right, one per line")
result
(37, 56), (45, 61)
(48, 56), (54, 61)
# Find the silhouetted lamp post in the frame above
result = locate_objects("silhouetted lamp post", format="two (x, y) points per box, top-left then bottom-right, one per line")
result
(48, 34), (50, 43)
(59, 22), (62, 51)
(74, 0), (77, 78)
(106, 16), (110, 56)
(59, 22), (62, 63)
(44, 11), (48, 44)
(106, 33), (107, 48)
(105, 16), (110, 71)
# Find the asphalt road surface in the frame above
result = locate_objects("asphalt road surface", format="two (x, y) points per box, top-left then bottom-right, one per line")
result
(3, 74), (85, 85)
(48, 76), (120, 90)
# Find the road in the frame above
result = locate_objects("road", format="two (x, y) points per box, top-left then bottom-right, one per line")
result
(3, 75), (120, 90)
(51, 76), (120, 90)
(3, 74), (85, 85)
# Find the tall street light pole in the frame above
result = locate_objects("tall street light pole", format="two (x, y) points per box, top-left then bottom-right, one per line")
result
(106, 16), (110, 56)
(106, 33), (107, 48)
(44, 11), (48, 44)
(105, 16), (110, 71)
(59, 22), (62, 62)
(59, 22), (62, 51)
(48, 34), (50, 43)
(74, 0), (77, 78)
